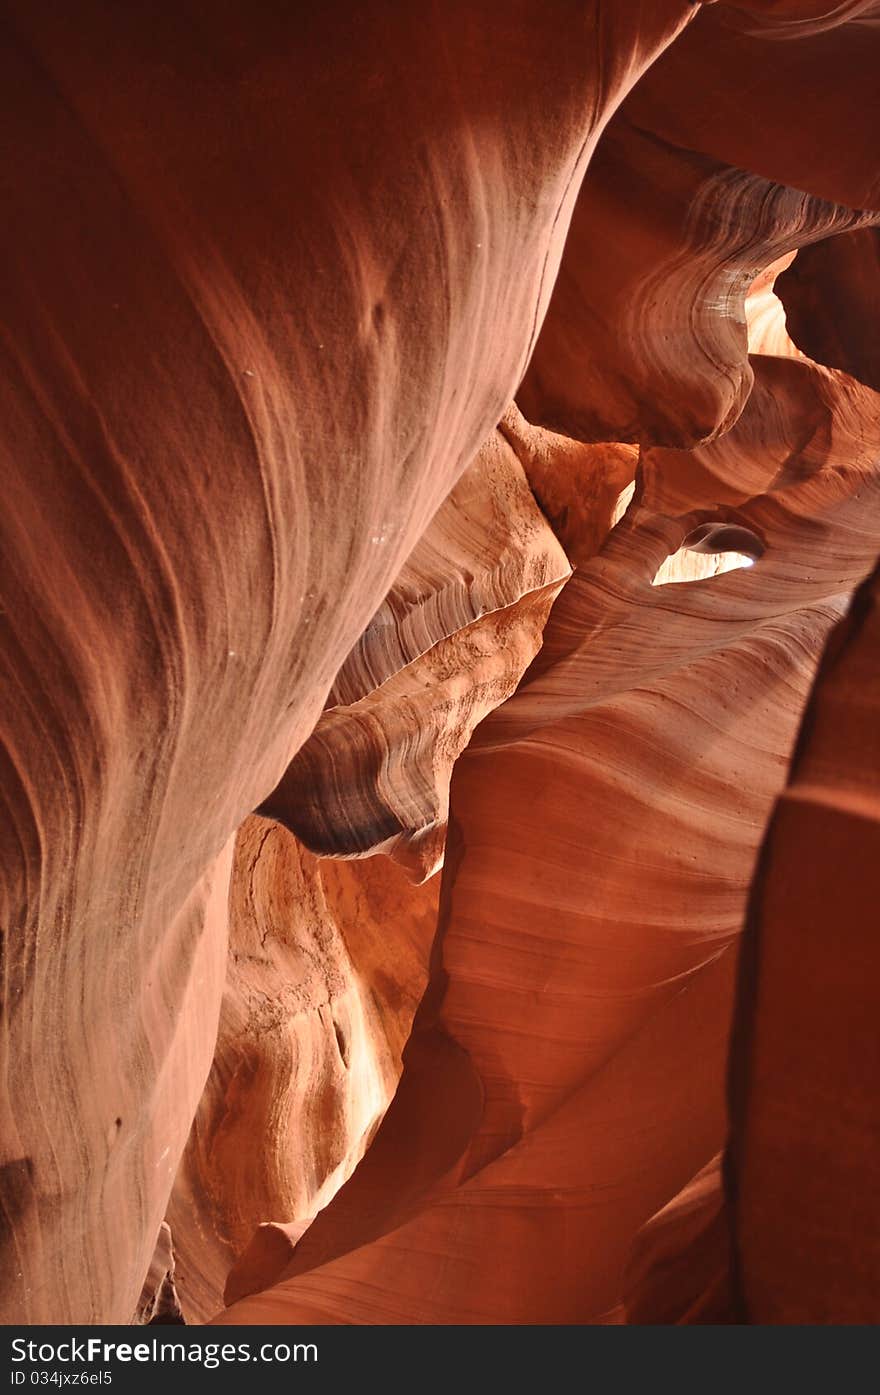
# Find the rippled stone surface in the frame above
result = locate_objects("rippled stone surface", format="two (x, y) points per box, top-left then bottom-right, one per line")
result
(2, 0), (878, 1325)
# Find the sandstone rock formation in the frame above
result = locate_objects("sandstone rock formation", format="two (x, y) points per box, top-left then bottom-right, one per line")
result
(730, 555), (880, 1323)
(1, 0), (878, 1327)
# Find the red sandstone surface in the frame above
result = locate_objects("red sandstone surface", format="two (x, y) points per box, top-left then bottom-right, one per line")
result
(1, 1), (878, 1326)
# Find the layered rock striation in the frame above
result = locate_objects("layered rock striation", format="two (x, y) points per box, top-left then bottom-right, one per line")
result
(1, 0), (878, 1326)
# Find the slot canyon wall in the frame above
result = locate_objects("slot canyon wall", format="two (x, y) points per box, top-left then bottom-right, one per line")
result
(1, 0), (878, 1325)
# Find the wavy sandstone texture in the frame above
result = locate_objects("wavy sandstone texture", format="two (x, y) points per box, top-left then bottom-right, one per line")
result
(1, 0), (879, 1326)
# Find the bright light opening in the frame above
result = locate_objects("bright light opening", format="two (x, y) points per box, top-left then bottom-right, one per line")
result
(651, 522), (763, 587)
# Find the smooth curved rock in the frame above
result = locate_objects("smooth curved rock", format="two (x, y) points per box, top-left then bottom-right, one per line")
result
(518, 112), (878, 447)
(3, 0), (880, 1330)
(166, 823), (438, 1321)
(211, 348), (880, 1323)
(0, 0), (694, 1322)
(623, 2), (880, 212)
(776, 229), (880, 391)
(623, 1156), (730, 1325)
(729, 558), (880, 1322)
(260, 432), (570, 879)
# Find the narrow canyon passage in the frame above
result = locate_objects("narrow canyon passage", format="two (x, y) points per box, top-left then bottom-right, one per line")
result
(1, 0), (878, 1327)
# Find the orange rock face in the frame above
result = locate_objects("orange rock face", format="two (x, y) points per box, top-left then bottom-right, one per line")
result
(1, 0), (879, 1327)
